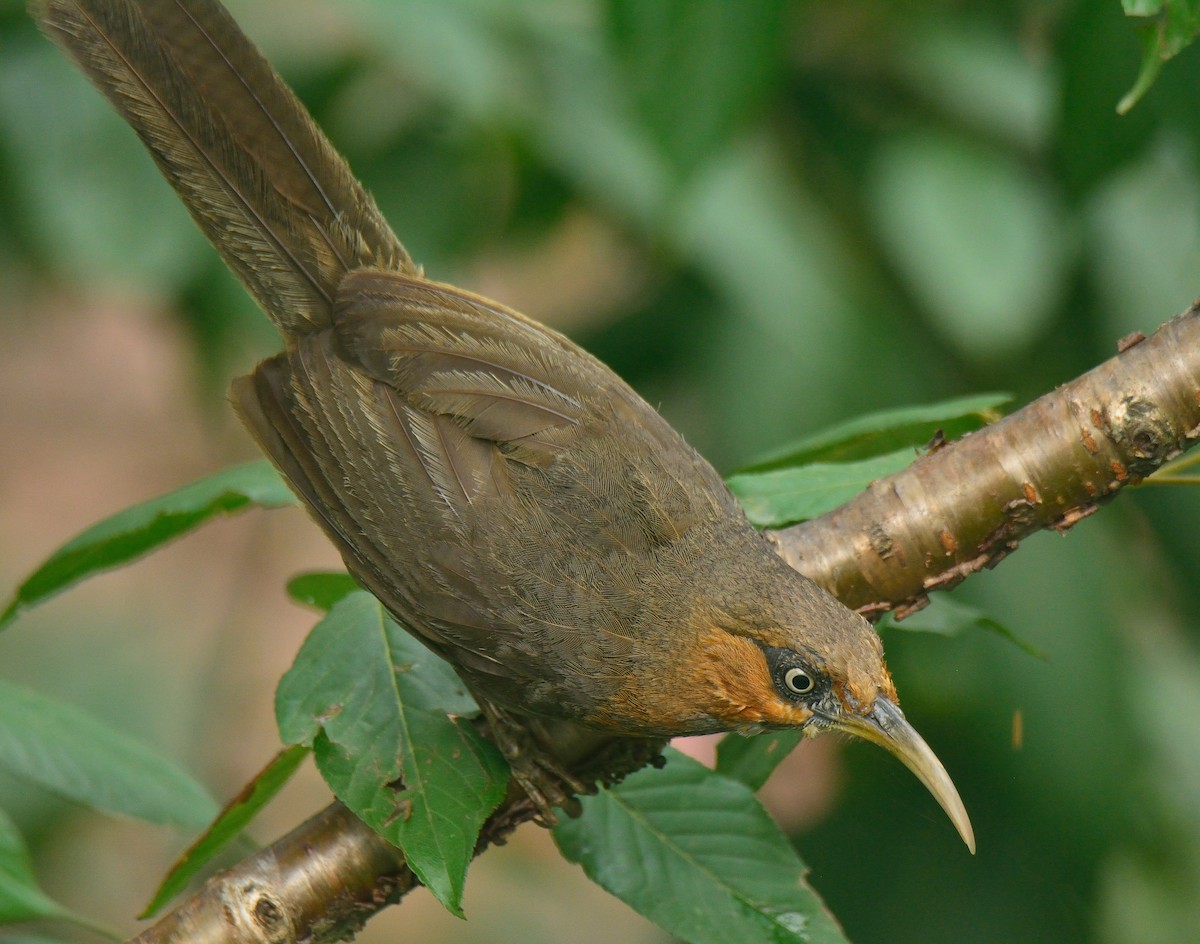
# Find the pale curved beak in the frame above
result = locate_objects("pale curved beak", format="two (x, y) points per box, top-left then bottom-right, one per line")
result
(832, 697), (975, 854)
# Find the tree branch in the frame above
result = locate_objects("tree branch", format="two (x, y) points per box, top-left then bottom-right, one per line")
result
(130, 725), (658, 944)
(128, 306), (1200, 943)
(768, 306), (1200, 618)
(131, 805), (408, 944)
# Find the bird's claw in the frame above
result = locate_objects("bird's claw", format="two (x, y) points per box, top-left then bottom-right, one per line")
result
(478, 701), (590, 826)
(513, 754), (587, 826)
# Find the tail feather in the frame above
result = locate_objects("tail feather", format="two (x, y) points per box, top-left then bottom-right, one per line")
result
(34, 0), (412, 335)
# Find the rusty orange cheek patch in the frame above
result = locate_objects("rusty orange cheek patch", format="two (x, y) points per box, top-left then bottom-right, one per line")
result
(694, 628), (812, 729)
(588, 626), (820, 734)
(746, 699), (814, 729)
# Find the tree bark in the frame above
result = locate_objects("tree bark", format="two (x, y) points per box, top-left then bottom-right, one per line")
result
(131, 805), (408, 944)
(129, 304), (1200, 944)
(768, 306), (1200, 619)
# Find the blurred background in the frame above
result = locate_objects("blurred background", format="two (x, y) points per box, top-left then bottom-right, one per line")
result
(3, 0), (1200, 942)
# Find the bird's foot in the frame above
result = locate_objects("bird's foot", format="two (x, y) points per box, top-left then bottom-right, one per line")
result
(478, 702), (591, 827)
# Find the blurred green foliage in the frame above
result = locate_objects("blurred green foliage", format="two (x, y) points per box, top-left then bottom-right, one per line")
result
(4, 0), (1200, 942)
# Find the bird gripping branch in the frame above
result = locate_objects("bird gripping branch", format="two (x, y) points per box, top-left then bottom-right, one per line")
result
(34, 0), (974, 852)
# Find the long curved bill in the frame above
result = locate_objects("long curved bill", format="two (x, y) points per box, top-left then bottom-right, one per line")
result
(832, 697), (975, 854)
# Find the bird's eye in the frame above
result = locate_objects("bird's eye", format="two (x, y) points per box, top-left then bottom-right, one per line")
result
(783, 667), (815, 695)
(761, 646), (824, 703)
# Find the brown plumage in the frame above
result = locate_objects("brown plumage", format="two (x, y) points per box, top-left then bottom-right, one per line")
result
(35, 0), (973, 849)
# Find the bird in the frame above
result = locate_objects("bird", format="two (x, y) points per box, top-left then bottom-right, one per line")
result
(34, 0), (973, 852)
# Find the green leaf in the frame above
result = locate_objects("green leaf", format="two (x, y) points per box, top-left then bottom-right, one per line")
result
(1120, 0), (1200, 113)
(715, 731), (804, 792)
(1, 461), (296, 629)
(0, 808), (74, 925)
(0, 680), (216, 828)
(737, 393), (1010, 472)
(879, 595), (1046, 660)
(728, 449), (918, 528)
(605, 0), (788, 177)
(554, 748), (848, 944)
(139, 745), (310, 919)
(1119, 24), (1168, 115)
(286, 572), (360, 612)
(275, 592), (508, 915)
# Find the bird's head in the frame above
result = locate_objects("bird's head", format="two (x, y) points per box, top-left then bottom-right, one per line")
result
(677, 565), (976, 854)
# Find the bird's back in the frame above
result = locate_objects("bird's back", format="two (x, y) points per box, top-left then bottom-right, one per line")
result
(235, 267), (749, 723)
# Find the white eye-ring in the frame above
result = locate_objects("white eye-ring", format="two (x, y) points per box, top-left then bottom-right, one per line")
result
(783, 667), (815, 695)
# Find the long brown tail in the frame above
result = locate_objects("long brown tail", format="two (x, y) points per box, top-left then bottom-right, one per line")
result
(33, 0), (413, 336)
